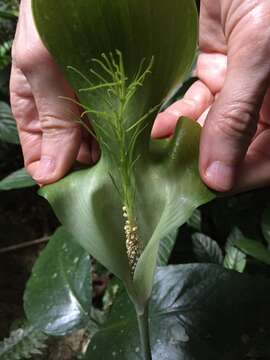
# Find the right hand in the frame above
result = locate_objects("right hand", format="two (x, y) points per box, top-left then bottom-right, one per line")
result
(153, 0), (270, 193)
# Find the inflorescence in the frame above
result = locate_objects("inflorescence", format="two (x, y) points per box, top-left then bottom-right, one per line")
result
(65, 51), (157, 276)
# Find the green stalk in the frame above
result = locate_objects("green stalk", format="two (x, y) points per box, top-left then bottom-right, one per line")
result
(136, 304), (152, 360)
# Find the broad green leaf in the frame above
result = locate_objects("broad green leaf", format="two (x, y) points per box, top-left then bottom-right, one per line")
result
(224, 228), (247, 273)
(85, 264), (270, 360)
(33, 0), (214, 308)
(234, 238), (270, 266)
(0, 101), (19, 144)
(157, 230), (178, 266)
(262, 204), (270, 248)
(192, 232), (223, 264)
(24, 227), (92, 336)
(0, 168), (36, 191)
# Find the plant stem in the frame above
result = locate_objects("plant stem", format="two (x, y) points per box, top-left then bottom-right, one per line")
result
(0, 236), (49, 254)
(137, 304), (152, 360)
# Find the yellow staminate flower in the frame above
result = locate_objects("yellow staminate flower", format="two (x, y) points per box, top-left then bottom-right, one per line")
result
(122, 206), (142, 275)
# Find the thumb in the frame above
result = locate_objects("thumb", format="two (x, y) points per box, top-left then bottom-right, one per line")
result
(200, 56), (270, 192)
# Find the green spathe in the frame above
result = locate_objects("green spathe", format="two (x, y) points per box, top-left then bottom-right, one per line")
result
(32, 0), (214, 310)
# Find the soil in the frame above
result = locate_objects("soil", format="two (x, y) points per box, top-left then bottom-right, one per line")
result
(0, 144), (87, 359)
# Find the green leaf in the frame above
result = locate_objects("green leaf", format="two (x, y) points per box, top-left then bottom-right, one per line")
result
(234, 238), (270, 266)
(24, 227), (92, 336)
(85, 264), (270, 360)
(0, 66), (10, 98)
(0, 41), (12, 71)
(33, 0), (214, 309)
(0, 101), (19, 144)
(223, 228), (247, 273)
(157, 230), (178, 266)
(224, 245), (247, 273)
(192, 232), (223, 264)
(0, 10), (17, 20)
(187, 208), (202, 231)
(0, 321), (48, 360)
(0, 168), (36, 191)
(262, 204), (270, 248)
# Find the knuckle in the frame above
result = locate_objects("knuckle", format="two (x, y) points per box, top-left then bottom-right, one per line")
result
(12, 43), (53, 74)
(213, 100), (257, 140)
(41, 114), (80, 136)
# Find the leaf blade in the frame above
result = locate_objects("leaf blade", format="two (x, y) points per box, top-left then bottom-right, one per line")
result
(0, 101), (19, 144)
(0, 168), (36, 191)
(24, 227), (92, 336)
(85, 264), (270, 359)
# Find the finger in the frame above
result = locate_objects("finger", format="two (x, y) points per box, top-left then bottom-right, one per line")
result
(76, 130), (100, 165)
(237, 127), (270, 191)
(77, 141), (92, 164)
(24, 56), (83, 184)
(196, 53), (227, 95)
(200, 51), (270, 192)
(23, 58), (82, 184)
(10, 65), (41, 178)
(235, 155), (270, 193)
(260, 87), (270, 127)
(197, 106), (211, 127)
(75, 127), (93, 164)
(152, 80), (213, 138)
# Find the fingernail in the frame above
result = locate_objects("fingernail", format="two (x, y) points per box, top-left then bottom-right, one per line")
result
(33, 156), (56, 181)
(205, 161), (235, 191)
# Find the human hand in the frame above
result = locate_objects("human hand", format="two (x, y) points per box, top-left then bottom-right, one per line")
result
(10, 0), (99, 185)
(153, 0), (270, 193)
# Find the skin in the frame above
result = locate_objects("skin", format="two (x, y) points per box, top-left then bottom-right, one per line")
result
(11, 0), (270, 192)
(10, 0), (99, 185)
(153, 0), (270, 192)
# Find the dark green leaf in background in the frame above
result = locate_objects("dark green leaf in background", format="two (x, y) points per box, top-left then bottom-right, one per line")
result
(85, 264), (270, 360)
(0, 10), (17, 20)
(0, 67), (11, 99)
(234, 237), (270, 266)
(0, 168), (36, 191)
(192, 232), (223, 264)
(0, 101), (19, 144)
(187, 208), (202, 232)
(24, 227), (92, 336)
(224, 228), (247, 273)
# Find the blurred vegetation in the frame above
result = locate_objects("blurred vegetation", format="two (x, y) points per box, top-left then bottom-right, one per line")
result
(0, 0), (18, 40)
